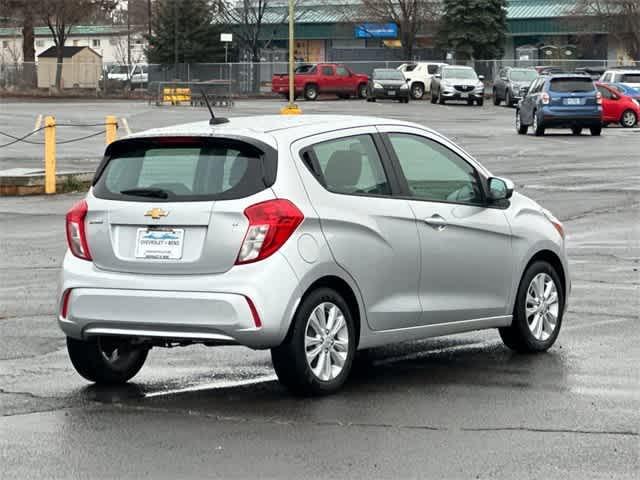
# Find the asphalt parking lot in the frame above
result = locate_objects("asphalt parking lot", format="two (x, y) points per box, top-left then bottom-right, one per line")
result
(1, 97), (638, 479)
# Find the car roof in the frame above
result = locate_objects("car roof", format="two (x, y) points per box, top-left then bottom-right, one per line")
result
(546, 73), (594, 79)
(125, 115), (433, 145)
(444, 65), (473, 69)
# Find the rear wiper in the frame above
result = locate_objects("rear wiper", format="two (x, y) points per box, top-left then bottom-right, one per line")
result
(120, 187), (170, 199)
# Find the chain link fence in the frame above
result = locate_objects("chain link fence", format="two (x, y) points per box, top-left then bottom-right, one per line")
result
(2, 59), (638, 98)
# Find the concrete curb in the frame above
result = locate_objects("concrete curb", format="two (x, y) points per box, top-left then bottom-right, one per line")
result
(0, 168), (93, 196)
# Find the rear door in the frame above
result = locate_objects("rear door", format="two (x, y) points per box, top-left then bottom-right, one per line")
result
(319, 65), (337, 93)
(335, 65), (352, 94)
(292, 128), (422, 331)
(548, 77), (598, 111)
(87, 136), (276, 275)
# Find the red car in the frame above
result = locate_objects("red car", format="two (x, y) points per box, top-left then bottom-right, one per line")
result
(272, 63), (369, 101)
(596, 82), (639, 128)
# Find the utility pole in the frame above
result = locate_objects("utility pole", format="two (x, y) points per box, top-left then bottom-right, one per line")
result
(127, 0), (131, 67)
(148, 0), (152, 38)
(173, 0), (178, 71)
(280, 0), (301, 114)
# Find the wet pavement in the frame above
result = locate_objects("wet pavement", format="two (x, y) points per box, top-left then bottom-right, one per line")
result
(0, 98), (638, 479)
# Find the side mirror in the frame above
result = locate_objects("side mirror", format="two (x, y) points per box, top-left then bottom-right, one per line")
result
(478, 75), (485, 81)
(488, 177), (514, 201)
(406, 78), (410, 83)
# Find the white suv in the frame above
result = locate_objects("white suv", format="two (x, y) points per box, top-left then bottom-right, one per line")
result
(600, 69), (640, 88)
(397, 62), (448, 99)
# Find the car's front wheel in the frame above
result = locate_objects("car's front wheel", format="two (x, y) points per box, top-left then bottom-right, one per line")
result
(67, 336), (148, 384)
(533, 110), (545, 136)
(499, 261), (564, 353)
(271, 288), (356, 396)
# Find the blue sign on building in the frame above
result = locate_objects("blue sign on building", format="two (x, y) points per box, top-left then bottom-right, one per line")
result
(354, 23), (398, 39)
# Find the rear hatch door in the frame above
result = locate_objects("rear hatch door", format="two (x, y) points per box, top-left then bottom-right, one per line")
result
(87, 136), (276, 275)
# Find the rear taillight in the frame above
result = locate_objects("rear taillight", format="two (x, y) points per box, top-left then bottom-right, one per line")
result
(65, 200), (92, 261)
(541, 92), (550, 105)
(236, 199), (303, 264)
(596, 91), (602, 105)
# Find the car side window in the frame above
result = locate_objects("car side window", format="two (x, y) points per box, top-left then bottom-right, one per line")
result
(322, 66), (333, 76)
(597, 86), (613, 99)
(388, 133), (483, 205)
(309, 135), (391, 196)
(427, 65), (439, 75)
(336, 66), (349, 77)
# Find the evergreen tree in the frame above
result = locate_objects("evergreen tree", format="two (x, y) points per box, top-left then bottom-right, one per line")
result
(439, 0), (508, 60)
(146, 0), (224, 64)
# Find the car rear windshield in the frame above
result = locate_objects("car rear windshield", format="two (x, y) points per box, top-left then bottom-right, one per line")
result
(549, 78), (595, 93)
(295, 65), (316, 74)
(509, 69), (537, 82)
(93, 138), (275, 202)
(618, 73), (640, 84)
(374, 70), (404, 80)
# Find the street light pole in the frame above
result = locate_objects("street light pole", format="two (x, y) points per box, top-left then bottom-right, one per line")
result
(280, 0), (301, 114)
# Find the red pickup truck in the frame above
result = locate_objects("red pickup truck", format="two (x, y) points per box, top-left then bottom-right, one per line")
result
(272, 63), (369, 101)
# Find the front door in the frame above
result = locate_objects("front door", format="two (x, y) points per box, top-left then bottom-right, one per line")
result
(379, 127), (514, 325)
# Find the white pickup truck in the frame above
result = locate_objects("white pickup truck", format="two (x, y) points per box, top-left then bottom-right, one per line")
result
(107, 63), (148, 88)
(397, 62), (448, 99)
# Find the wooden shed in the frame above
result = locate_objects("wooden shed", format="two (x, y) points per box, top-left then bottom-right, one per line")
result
(37, 46), (102, 89)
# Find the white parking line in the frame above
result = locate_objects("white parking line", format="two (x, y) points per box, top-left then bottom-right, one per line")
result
(143, 374), (278, 398)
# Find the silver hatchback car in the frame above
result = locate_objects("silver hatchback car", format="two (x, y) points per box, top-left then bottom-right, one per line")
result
(59, 115), (569, 395)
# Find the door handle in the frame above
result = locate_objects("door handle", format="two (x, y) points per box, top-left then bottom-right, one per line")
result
(424, 214), (447, 231)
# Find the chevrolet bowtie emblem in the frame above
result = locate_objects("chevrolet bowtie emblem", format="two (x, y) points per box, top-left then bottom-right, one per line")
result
(144, 208), (168, 220)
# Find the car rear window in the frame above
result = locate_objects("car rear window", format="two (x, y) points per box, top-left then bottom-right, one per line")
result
(93, 138), (275, 202)
(619, 73), (640, 84)
(549, 78), (595, 93)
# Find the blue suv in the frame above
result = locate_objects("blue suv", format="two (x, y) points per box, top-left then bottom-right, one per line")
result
(516, 74), (602, 136)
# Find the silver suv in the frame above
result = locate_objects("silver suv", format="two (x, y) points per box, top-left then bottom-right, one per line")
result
(59, 115), (570, 395)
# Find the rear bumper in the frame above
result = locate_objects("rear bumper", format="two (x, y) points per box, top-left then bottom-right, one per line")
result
(540, 107), (602, 127)
(58, 252), (302, 349)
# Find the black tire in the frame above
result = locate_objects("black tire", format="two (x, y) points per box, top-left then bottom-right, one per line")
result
(304, 84), (318, 101)
(67, 336), (148, 384)
(476, 98), (484, 106)
(571, 126), (582, 136)
(533, 110), (545, 136)
(590, 126), (602, 136)
(516, 109), (528, 135)
(499, 261), (564, 353)
(411, 83), (425, 100)
(467, 99), (474, 106)
(620, 109), (637, 128)
(370, 97), (376, 102)
(493, 89), (500, 105)
(505, 90), (512, 107)
(357, 83), (368, 99)
(271, 288), (357, 396)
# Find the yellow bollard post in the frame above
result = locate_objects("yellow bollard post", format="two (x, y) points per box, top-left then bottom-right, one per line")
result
(44, 116), (56, 194)
(105, 115), (118, 145)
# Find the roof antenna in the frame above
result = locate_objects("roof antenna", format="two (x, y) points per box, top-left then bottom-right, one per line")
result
(200, 88), (229, 125)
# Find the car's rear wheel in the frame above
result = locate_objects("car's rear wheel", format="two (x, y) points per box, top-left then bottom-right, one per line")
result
(411, 83), (424, 100)
(571, 127), (582, 135)
(533, 110), (545, 136)
(304, 84), (318, 101)
(358, 84), (368, 99)
(590, 126), (602, 136)
(499, 261), (564, 353)
(271, 288), (356, 396)
(67, 336), (148, 384)
(620, 109), (637, 128)
(516, 110), (528, 134)
(493, 89), (500, 105)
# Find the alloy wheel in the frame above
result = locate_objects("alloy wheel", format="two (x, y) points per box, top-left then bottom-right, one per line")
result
(525, 273), (559, 341)
(622, 110), (637, 128)
(304, 302), (349, 381)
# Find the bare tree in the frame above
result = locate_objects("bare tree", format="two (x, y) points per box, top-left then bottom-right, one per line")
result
(574, 0), (639, 60)
(358, 0), (439, 60)
(0, 1), (37, 86)
(40, 0), (117, 90)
